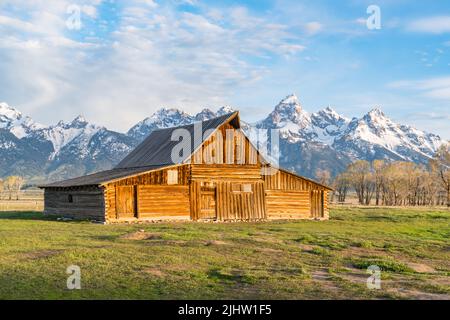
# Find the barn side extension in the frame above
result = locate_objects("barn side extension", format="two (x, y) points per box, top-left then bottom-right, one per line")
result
(41, 112), (332, 223)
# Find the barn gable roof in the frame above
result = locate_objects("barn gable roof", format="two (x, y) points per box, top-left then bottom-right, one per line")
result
(115, 112), (238, 169)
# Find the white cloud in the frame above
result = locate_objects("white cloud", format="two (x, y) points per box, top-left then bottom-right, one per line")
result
(408, 16), (450, 34)
(82, 5), (98, 19)
(304, 21), (322, 35)
(0, 1), (306, 131)
(388, 76), (450, 100)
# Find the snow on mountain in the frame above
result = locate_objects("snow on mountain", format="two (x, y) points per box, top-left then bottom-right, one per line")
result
(0, 102), (45, 139)
(310, 106), (350, 144)
(35, 115), (103, 159)
(127, 108), (195, 141)
(334, 108), (444, 163)
(128, 106), (239, 142)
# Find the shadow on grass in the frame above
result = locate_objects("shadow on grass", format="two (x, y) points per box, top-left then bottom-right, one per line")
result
(0, 211), (61, 221)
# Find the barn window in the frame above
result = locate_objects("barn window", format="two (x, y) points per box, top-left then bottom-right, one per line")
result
(242, 184), (252, 193)
(68, 194), (74, 203)
(231, 184), (253, 193)
(231, 183), (241, 192)
(167, 169), (178, 185)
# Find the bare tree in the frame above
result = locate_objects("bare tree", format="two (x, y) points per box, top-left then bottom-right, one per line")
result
(346, 160), (374, 205)
(315, 169), (331, 186)
(333, 173), (350, 203)
(372, 160), (386, 205)
(3, 176), (25, 200)
(430, 144), (450, 208)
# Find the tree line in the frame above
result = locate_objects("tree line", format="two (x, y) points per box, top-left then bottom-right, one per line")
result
(317, 144), (450, 207)
(0, 176), (25, 200)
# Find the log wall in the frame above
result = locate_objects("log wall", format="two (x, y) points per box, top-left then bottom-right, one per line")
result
(263, 169), (330, 219)
(44, 186), (105, 221)
(265, 190), (311, 219)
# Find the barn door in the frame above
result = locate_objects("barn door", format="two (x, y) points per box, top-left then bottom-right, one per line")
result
(233, 192), (255, 220)
(310, 190), (324, 218)
(116, 186), (137, 219)
(199, 186), (217, 219)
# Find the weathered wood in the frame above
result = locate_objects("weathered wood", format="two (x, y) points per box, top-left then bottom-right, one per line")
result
(43, 187), (105, 220)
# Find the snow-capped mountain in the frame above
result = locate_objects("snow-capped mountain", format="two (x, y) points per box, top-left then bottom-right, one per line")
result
(0, 97), (447, 182)
(0, 102), (135, 180)
(0, 102), (45, 138)
(255, 94), (445, 175)
(333, 108), (443, 164)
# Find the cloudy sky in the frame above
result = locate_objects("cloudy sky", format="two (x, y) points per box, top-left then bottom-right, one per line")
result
(0, 0), (449, 138)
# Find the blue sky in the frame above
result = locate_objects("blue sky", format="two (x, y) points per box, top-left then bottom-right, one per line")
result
(0, 0), (449, 138)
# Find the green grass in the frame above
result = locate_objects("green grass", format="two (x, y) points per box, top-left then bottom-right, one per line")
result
(0, 206), (449, 300)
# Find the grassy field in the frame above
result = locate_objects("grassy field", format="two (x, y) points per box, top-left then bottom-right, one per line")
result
(0, 207), (448, 300)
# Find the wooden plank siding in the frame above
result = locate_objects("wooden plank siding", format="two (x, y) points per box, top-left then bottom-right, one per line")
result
(104, 165), (190, 222)
(190, 122), (261, 166)
(216, 181), (266, 221)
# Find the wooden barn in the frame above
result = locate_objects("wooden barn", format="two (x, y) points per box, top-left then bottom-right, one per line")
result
(40, 112), (332, 223)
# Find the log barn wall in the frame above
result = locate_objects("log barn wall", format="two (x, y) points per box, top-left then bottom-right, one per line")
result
(263, 169), (329, 219)
(44, 186), (105, 220)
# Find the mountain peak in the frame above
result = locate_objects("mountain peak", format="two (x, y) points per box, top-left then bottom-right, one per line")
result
(272, 93), (305, 120)
(0, 102), (22, 122)
(279, 94), (300, 105)
(367, 107), (386, 118)
(72, 115), (87, 123)
(321, 106), (343, 118)
(216, 106), (235, 115)
(195, 108), (216, 121)
(312, 106), (350, 130)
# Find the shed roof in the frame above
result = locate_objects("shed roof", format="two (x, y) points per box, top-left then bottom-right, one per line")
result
(41, 165), (168, 188)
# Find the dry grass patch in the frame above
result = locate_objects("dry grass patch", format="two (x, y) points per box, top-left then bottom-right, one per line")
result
(120, 231), (163, 241)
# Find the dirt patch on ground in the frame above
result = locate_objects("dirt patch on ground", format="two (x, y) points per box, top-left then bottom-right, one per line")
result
(256, 247), (283, 253)
(387, 288), (450, 300)
(205, 240), (229, 246)
(337, 268), (368, 286)
(251, 237), (283, 245)
(311, 268), (341, 292)
(143, 268), (166, 277)
(406, 262), (436, 273)
(120, 231), (163, 241)
(21, 250), (62, 260)
(298, 244), (315, 252)
(342, 246), (385, 258)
